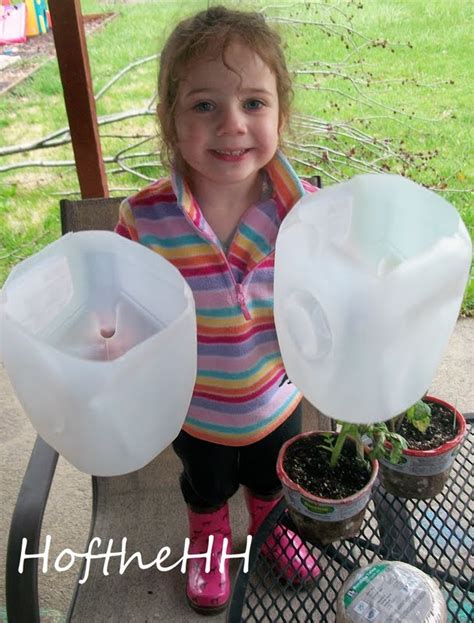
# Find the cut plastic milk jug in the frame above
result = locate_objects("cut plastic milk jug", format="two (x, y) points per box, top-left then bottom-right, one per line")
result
(0, 231), (197, 475)
(274, 174), (471, 424)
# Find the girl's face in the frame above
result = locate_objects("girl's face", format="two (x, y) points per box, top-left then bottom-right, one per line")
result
(174, 41), (281, 192)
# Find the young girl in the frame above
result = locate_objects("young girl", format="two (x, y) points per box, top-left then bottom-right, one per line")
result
(116, 6), (319, 614)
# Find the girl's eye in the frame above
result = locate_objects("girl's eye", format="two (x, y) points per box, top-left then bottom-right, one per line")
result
(193, 101), (214, 112)
(244, 99), (264, 110)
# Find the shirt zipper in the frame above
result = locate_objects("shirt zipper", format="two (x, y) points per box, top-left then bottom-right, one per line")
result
(234, 282), (251, 320)
(184, 217), (269, 321)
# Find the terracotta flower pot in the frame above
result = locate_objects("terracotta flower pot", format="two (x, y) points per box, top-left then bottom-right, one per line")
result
(277, 431), (379, 545)
(379, 396), (466, 499)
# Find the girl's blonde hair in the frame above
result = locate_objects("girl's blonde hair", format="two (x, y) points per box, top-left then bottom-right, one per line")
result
(157, 5), (293, 171)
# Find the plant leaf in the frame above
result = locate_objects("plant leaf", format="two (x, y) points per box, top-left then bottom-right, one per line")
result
(406, 400), (431, 433)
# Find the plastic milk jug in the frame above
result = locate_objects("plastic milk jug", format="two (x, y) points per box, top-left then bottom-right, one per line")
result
(274, 174), (471, 424)
(0, 231), (197, 475)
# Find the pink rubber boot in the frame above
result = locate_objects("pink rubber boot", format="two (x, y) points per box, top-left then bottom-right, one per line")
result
(244, 488), (319, 584)
(186, 504), (232, 614)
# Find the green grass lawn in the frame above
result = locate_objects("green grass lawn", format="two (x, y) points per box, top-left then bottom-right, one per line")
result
(0, 0), (472, 311)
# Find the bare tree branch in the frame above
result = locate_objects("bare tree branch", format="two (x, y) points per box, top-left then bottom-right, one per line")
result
(95, 54), (160, 101)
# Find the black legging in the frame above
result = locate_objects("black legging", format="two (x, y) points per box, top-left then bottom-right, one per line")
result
(172, 402), (302, 508)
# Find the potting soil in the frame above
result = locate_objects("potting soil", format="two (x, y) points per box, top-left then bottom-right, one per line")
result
(283, 436), (371, 499)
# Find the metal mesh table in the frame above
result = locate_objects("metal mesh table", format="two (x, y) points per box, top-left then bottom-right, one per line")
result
(228, 419), (473, 622)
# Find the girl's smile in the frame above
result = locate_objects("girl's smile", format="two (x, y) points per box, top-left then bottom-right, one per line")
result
(210, 148), (253, 162)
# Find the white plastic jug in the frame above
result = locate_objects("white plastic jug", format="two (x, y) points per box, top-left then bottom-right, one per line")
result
(274, 174), (471, 424)
(0, 231), (197, 475)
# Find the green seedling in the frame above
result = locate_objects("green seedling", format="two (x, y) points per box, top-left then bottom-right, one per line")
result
(320, 421), (407, 470)
(390, 399), (432, 434)
(406, 400), (432, 433)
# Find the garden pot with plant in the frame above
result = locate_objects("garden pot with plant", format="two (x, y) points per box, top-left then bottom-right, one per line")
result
(276, 423), (405, 545)
(379, 395), (466, 499)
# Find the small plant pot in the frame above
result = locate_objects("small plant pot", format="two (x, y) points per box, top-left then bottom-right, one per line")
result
(379, 396), (466, 499)
(277, 431), (379, 545)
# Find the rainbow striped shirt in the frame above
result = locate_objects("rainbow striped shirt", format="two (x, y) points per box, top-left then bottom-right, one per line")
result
(116, 151), (317, 445)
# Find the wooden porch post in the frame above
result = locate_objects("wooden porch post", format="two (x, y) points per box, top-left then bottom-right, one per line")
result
(48, 0), (108, 198)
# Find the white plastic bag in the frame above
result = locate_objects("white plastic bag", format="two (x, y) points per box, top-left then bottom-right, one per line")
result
(274, 174), (471, 423)
(0, 231), (197, 475)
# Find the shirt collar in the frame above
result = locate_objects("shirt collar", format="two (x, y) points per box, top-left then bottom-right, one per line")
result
(170, 149), (305, 228)
(170, 167), (203, 229)
(265, 150), (306, 219)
